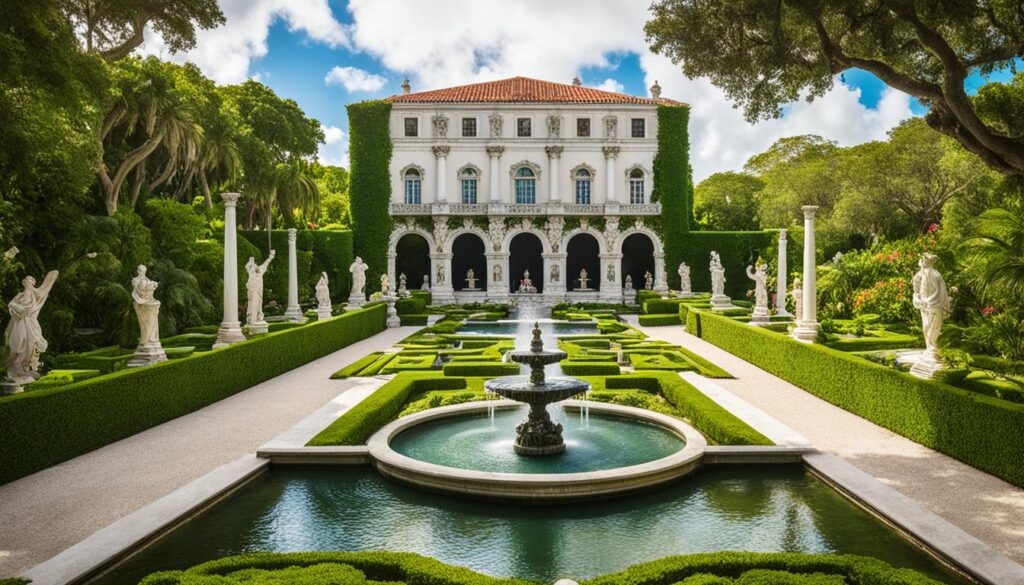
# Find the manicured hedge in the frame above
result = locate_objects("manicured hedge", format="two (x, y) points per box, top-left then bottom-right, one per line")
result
(681, 231), (777, 297)
(561, 361), (621, 376)
(824, 331), (919, 353)
(639, 314), (682, 326)
(689, 307), (1024, 486)
(331, 352), (383, 378)
(399, 314), (429, 326)
(238, 229), (353, 305)
(348, 100), (393, 292)
(0, 305), (386, 485)
(643, 298), (687, 314)
(396, 296), (427, 315)
(308, 372), (465, 445)
(441, 362), (520, 377)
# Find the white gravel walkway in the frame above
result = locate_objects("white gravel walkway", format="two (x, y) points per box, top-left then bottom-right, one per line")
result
(0, 326), (418, 577)
(625, 316), (1024, 565)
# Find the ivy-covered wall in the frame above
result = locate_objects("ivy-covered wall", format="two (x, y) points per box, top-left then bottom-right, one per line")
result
(653, 104), (692, 282)
(348, 100), (393, 293)
(239, 229), (353, 305)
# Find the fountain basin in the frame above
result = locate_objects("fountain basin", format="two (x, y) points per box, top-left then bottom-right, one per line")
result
(367, 400), (707, 502)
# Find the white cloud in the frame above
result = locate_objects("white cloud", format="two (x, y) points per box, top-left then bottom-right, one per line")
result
(325, 66), (387, 92)
(138, 0), (349, 84)
(318, 126), (348, 167)
(592, 78), (625, 93)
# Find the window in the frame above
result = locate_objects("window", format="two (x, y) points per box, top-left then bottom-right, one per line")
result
(404, 117), (418, 137)
(577, 118), (590, 137)
(462, 118), (477, 137)
(575, 169), (592, 205)
(460, 168), (478, 204)
(403, 169), (422, 204)
(517, 117), (532, 137)
(631, 118), (645, 138)
(514, 167), (536, 204)
(629, 168), (645, 204)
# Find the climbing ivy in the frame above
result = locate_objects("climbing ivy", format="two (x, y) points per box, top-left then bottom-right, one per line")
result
(653, 104), (691, 286)
(348, 100), (393, 292)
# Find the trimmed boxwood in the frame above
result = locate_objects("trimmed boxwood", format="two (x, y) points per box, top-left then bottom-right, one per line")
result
(639, 314), (682, 326)
(824, 331), (919, 353)
(0, 305), (386, 485)
(561, 361), (621, 376)
(688, 307), (1024, 486)
(331, 352), (384, 378)
(308, 372), (466, 445)
(399, 314), (429, 326)
(396, 296), (427, 315)
(643, 298), (687, 314)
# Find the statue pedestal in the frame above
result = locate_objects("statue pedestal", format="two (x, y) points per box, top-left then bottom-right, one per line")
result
(317, 308), (332, 321)
(128, 342), (168, 367)
(384, 295), (401, 328)
(213, 321), (246, 348)
(710, 294), (733, 310)
(0, 380), (24, 396)
(283, 306), (305, 323)
(677, 292), (696, 298)
(790, 321), (819, 343)
(246, 321), (269, 335)
(909, 350), (945, 379)
(749, 306), (771, 325)
(346, 294), (365, 311)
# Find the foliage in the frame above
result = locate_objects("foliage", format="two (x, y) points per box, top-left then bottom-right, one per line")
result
(238, 229), (353, 306)
(963, 208), (1024, 302)
(638, 314), (682, 326)
(694, 172), (763, 231)
(140, 198), (208, 269)
(681, 232), (777, 297)
(560, 362), (621, 376)
(686, 307), (1024, 487)
(348, 100), (394, 293)
(0, 305), (385, 485)
(645, 0), (1024, 176)
(654, 104), (692, 287)
(943, 308), (1024, 361)
(396, 296), (427, 315)
(850, 279), (915, 325)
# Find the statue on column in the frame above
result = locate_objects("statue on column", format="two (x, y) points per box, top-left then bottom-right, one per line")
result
(398, 273), (409, 297)
(746, 262), (770, 324)
(792, 277), (803, 322)
(911, 253), (951, 377)
(710, 251), (732, 309)
(380, 273), (390, 296)
(678, 262), (692, 296)
(4, 270), (59, 385)
(128, 265), (167, 367)
(645, 271), (654, 290)
(348, 256), (368, 305)
(421, 274), (430, 291)
(245, 250), (275, 329)
(624, 275), (634, 292)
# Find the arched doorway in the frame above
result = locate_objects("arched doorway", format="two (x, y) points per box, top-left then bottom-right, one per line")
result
(621, 233), (655, 290)
(509, 233), (544, 293)
(451, 233), (487, 291)
(566, 233), (601, 291)
(395, 233), (430, 289)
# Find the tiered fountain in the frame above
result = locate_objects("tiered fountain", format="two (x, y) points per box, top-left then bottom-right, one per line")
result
(485, 323), (590, 455)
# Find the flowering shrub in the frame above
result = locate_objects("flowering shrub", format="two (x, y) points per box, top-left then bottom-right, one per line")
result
(851, 278), (916, 324)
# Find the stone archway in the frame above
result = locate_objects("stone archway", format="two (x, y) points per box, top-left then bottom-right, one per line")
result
(395, 233), (431, 289)
(508, 232), (545, 293)
(566, 232), (601, 291)
(621, 232), (655, 290)
(451, 233), (487, 291)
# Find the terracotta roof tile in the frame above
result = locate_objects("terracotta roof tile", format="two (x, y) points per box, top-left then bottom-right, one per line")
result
(386, 76), (685, 106)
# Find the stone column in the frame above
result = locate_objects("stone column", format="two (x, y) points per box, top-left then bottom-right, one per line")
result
(545, 146), (563, 203)
(214, 193), (246, 348)
(387, 251), (397, 292)
(542, 252), (567, 297)
(485, 252), (510, 303)
(433, 145), (449, 203)
(654, 253), (669, 294)
(284, 228), (304, 322)
(792, 206), (819, 342)
(775, 229), (791, 317)
(598, 253), (623, 303)
(603, 146), (619, 204)
(430, 252), (455, 305)
(486, 145), (504, 204)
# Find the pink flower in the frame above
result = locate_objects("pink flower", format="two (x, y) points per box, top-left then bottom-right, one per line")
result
(927, 223), (940, 234)
(981, 306), (998, 316)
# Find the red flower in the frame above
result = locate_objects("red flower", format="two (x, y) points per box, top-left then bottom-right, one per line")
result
(927, 223), (940, 234)
(981, 306), (998, 316)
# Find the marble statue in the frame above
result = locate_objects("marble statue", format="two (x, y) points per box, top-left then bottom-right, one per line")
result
(677, 262), (692, 296)
(380, 273), (390, 296)
(709, 251), (732, 309)
(792, 277), (803, 323)
(645, 271), (654, 290)
(465, 268), (479, 290)
(624, 275), (634, 292)
(398, 273), (409, 297)
(746, 263), (770, 324)
(348, 256), (369, 306)
(519, 270), (537, 293)
(3, 246), (18, 260)
(607, 262), (616, 283)
(128, 265), (167, 367)
(911, 253), (951, 378)
(4, 270), (58, 386)
(244, 250), (275, 330)
(493, 264), (502, 282)
(421, 275), (430, 291)
(315, 272), (332, 320)
(578, 268), (591, 291)
(551, 264), (560, 282)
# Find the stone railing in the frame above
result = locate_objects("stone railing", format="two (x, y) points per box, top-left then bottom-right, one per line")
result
(390, 202), (661, 216)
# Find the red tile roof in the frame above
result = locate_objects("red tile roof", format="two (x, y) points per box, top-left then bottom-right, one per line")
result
(386, 77), (685, 106)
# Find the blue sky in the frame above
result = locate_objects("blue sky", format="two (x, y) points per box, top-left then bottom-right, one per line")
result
(140, 0), (1019, 180)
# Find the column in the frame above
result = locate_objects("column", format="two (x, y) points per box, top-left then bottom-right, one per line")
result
(485, 252), (510, 303)
(486, 145), (504, 204)
(433, 145), (449, 203)
(545, 146), (563, 203)
(603, 145), (619, 203)
(430, 252), (455, 305)
(792, 206), (819, 342)
(542, 252), (567, 297)
(775, 229), (791, 317)
(598, 253), (623, 303)
(284, 228), (304, 322)
(214, 193), (246, 347)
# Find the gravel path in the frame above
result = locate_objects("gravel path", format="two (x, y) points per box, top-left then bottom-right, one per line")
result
(0, 326), (418, 577)
(625, 316), (1024, 565)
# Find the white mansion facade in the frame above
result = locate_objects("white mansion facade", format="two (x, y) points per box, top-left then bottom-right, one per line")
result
(385, 77), (679, 305)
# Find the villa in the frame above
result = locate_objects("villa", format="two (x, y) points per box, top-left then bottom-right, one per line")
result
(384, 77), (678, 305)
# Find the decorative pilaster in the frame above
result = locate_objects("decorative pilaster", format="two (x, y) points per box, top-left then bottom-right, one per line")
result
(792, 207), (819, 342)
(284, 228), (304, 322)
(486, 145), (504, 203)
(485, 252), (510, 303)
(603, 145), (619, 203)
(598, 253), (623, 303)
(433, 145), (450, 203)
(214, 193), (246, 347)
(776, 229), (791, 317)
(430, 252), (455, 305)
(545, 145), (563, 203)
(543, 252), (567, 295)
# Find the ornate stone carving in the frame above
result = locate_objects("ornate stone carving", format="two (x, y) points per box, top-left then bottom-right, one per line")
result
(519, 218), (531, 231)
(546, 114), (562, 138)
(493, 263), (502, 282)
(569, 163), (597, 180)
(489, 113), (503, 138)
(603, 115), (617, 139)
(485, 145), (505, 158)
(433, 216), (449, 249)
(607, 262), (616, 283)
(545, 145), (563, 159)
(604, 216), (620, 249)
(432, 145), (450, 158)
(551, 264), (560, 282)
(488, 216), (505, 252)
(509, 160), (542, 178)
(432, 113), (449, 138)
(462, 217), (474, 230)
(602, 145), (620, 159)
(546, 217), (564, 253)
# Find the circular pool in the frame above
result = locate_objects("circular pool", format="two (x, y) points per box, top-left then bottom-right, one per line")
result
(367, 400), (707, 502)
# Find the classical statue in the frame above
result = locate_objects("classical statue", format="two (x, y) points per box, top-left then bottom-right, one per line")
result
(465, 268), (479, 290)
(380, 273), (390, 296)
(624, 275), (634, 292)
(437, 264), (446, 285)
(519, 269), (537, 293)
(710, 252), (726, 297)
(316, 272), (331, 309)
(746, 262), (770, 323)
(578, 268), (591, 290)
(244, 250), (275, 326)
(132, 266), (161, 346)
(489, 112), (503, 138)
(398, 273), (409, 297)
(678, 262), (692, 295)
(4, 270), (58, 384)
(349, 257), (368, 298)
(493, 264), (502, 282)
(912, 253), (951, 356)
(792, 277), (803, 321)
(645, 271), (654, 290)
(421, 274), (430, 291)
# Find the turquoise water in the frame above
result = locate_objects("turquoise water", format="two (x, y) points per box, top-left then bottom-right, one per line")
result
(88, 466), (966, 584)
(390, 406), (685, 473)
(457, 321), (598, 336)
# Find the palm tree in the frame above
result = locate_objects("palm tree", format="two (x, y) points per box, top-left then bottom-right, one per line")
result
(964, 208), (1024, 301)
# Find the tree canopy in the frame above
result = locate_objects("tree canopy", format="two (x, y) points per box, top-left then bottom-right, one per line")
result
(646, 0), (1024, 176)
